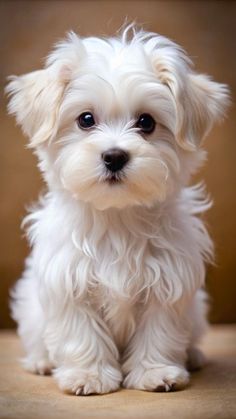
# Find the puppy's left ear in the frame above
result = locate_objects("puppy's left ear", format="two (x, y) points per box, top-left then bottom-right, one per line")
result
(175, 73), (230, 150)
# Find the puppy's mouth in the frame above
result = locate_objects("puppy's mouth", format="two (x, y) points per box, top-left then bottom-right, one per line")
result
(104, 171), (125, 185)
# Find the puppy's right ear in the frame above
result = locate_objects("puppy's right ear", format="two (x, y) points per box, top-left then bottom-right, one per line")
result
(5, 65), (67, 148)
(6, 31), (85, 148)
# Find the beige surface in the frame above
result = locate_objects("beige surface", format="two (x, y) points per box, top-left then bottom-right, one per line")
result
(1, 1), (236, 326)
(0, 326), (236, 419)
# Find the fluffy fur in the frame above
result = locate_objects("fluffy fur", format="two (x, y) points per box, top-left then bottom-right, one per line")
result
(6, 26), (229, 395)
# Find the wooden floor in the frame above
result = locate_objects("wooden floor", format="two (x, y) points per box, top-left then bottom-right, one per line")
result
(0, 326), (236, 419)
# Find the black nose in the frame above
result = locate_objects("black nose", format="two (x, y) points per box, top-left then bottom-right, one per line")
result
(102, 148), (130, 172)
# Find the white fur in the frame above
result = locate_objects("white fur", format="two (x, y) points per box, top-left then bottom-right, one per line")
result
(6, 26), (229, 395)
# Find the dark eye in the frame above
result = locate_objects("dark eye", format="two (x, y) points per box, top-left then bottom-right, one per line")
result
(76, 112), (95, 130)
(136, 113), (156, 134)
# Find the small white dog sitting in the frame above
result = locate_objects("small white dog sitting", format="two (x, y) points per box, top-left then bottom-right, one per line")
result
(7, 26), (229, 395)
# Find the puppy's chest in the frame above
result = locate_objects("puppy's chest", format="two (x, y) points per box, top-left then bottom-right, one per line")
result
(78, 227), (157, 299)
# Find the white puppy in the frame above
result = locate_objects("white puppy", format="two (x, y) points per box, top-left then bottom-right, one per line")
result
(6, 26), (229, 395)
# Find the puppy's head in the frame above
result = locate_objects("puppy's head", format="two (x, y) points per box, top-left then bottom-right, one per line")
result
(6, 28), (229, 210)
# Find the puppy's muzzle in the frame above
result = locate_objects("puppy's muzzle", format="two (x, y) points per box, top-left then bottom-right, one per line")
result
(102, 148), (130, 173)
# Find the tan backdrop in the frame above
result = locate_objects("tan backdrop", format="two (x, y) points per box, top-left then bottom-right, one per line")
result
(1, 0), (235, 327)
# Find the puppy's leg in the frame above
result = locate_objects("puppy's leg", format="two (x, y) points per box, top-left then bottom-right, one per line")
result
(45, 304), (122, 395)
(187, 289), (209, 371)
(11, 268), (53, 375)
(122, 297), (190, 392)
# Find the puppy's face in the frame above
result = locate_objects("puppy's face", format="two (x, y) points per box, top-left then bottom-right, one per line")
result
(54, 57), (179, 210)
(7, 30), (229, 210)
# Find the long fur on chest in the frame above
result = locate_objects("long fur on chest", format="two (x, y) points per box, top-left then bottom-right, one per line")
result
(25, 184), (213, 312)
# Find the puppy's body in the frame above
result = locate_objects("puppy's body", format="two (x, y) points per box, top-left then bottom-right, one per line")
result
(7, 28), (229, 394)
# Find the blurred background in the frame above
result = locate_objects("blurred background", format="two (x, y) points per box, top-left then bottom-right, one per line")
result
(0, 0), (235, 328)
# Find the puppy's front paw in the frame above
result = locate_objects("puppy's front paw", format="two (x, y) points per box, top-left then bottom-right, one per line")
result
(54, 364), (122, 395)
(123, 364), (189, 392)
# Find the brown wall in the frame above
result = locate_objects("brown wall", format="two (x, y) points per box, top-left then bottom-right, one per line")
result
(1, 0), (236, 327)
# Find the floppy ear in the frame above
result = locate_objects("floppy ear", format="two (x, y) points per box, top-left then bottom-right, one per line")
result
(151, 41), (230, 150)
(175, 73), (230, 150)
(6, 65), (66, 148)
